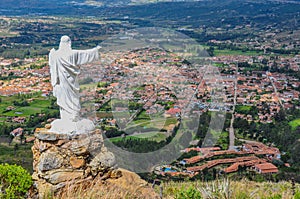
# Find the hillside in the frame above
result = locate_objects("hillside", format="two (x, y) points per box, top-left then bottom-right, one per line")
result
(158, 178), (300, 199)
(42, 177), (300, 198)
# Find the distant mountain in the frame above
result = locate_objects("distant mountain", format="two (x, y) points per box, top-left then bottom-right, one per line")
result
(0, 0), (299, 22)
(65, 0), (300, 7)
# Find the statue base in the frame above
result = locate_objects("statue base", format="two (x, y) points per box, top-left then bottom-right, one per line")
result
(29, 127), (159, 199)
(49, 118), (95, 134)
(30, 128), (118, 198)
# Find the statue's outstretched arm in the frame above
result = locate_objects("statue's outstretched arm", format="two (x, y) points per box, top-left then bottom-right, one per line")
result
(74, 47), (100, 65)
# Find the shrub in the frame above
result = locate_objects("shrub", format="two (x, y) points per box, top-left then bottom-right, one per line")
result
(198, 178), (231, 199)
(175, 185), (202, 199)
(267, 194), (282, 199)
(0, 163), (32, 199)
(295, 192), (300, 199)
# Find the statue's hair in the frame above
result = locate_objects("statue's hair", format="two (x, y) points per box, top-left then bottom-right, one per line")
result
(59, 35), (72, 50)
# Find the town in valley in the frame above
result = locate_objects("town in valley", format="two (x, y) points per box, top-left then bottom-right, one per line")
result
(0, 0), (299, 183)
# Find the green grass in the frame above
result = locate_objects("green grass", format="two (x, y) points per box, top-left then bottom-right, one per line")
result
(29, 99), (50, 108)
(289, 118), (300, 131)
(214, 49), (262, 56)
(80, 82), (98, 90)
(235, 105), (252, 112)
(3, 107), (43, 117)
(164, 117), (177, 126)
(0, 142), (33, 173)
(126, 116), (177, 131)
(0, 95), (53, 123)
(136, 110), (151, 120)
(159, 178), (300, 199)
(109, 136), (140, 142)
(213, 62), (228, 68)
(217, 131), (229, 150)
(109, 131), (167, 142)
(132, 131), (167, 142)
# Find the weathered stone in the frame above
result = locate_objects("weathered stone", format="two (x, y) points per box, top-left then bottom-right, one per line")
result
(32, 172), (39, 181)
(70, 156), (85, 169)
(109, 169), (122, 179)
(39, 141), (52, 152)
(70, 138), (91, 155)
(38, 151), (63, 172)
(88, 133), (104, 154)
(35, 128), (42, 133)
(35, 131), (58, 141)
(56, 139), (68, 146)
(106, 168), (160, 199)
(90, 151), (116, 168)
(45, 124), (51, 129)
(35, 129), (71, 141)
(61, 141), (71, 149)
(53, 182), (67, 191)
(47, 169), (84, 184)
(84, 167), (91, 178)
(31, 128), (158, 198)
(35, 179), (54, 199)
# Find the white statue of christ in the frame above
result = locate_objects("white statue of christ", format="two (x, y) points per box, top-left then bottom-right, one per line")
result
(49, 35), (101, 134)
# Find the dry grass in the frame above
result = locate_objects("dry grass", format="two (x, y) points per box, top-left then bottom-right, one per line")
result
(40, 177), (300, 199)
(55, 183), (140, 199)
(42, 175), (157, 199)
(159, 178), (300, 199)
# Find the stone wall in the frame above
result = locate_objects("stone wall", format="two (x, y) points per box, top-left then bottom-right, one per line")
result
(30, 127), (159, 199)
(31, 128), (118, 198)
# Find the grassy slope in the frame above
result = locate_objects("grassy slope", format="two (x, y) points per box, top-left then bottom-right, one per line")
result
(0, 142), (33, 173)
(0, 95), (51, 118)
(45, 177), (300, 198)
(158, 178), (300, 199)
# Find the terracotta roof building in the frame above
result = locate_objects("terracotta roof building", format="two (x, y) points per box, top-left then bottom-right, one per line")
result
(254, 163), (278, 174)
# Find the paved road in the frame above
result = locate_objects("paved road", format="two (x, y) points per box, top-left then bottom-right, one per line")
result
(268, 73), (284, 108)
(229, 63), (238, 150)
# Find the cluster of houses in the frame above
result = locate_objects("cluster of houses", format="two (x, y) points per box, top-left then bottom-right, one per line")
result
(208, 55), (299, 123)
(157, 142), (285, 178)
(0, 59), (51, 96)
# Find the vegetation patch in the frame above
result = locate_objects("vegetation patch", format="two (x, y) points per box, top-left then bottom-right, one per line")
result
(0, 163), (32, 199)
(289, 118), (300, 131)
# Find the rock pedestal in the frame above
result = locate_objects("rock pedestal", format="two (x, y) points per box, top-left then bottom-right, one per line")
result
(30, 128), (159, 199)
(31, 128), (118, 198)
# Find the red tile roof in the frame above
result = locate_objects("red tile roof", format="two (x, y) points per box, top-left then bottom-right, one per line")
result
(254, 163), (278, 174)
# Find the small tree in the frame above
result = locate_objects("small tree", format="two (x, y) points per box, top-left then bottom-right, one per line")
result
(0, 164), (32, 199)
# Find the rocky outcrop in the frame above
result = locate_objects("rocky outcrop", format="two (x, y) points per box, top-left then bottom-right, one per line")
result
(30, 128), (159, 199)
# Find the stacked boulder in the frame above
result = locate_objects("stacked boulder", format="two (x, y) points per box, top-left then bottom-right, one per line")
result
(31, 128), (118, 198)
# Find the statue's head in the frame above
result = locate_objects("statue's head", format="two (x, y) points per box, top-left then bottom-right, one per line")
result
(59, 35), (72, 50)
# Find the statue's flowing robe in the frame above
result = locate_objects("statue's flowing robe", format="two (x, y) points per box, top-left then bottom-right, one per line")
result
(49, 47), (99, 121)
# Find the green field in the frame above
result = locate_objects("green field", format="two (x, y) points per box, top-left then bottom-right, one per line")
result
(289, 118), (300, 131)
(235, 105), (252, 113)
(109, 131), (167, 142)
(0, 142), (33, 173)
(0, 94), (55, 124)
(96, 112), (113, 118)
(126, 112), (177, 131)
(214, 49), (262, 56)
(3, 106), (44, 117)
(132, 131), (167, 142)
(80, 82), (98, 90)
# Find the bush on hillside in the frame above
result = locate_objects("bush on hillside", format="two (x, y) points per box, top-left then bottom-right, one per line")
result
(0, 163), (32, 199)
